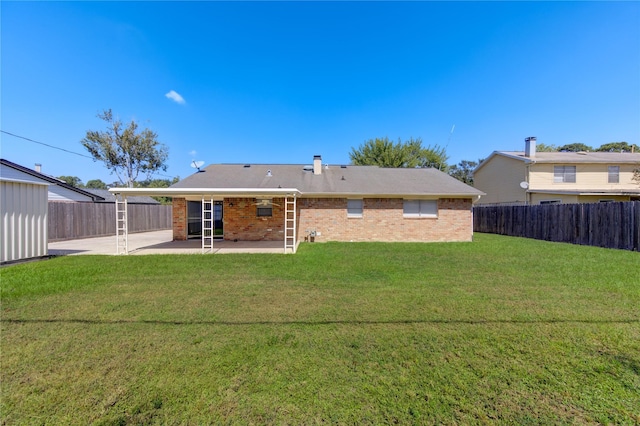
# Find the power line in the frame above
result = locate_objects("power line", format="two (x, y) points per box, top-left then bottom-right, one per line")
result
(1, 129), (177, 180)
(1, 130), (94, 159)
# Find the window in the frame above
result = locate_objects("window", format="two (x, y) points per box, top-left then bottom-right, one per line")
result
(347, 199), (363, 218)
(608, 166), (620, 184)
(257, 207), (272, 217)
(539, 200), (561, 205)
(599, 199), (615, 203)
(256, 199), (272, 217)
(403, 200), (438, 218)
(554, 166), (576, 183)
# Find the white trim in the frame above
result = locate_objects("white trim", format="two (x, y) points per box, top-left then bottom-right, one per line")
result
(108, 187), (482, 199)
(0, 177), (49, 186)
(109, 188), (302, 197)
(529, 189), (640, 196)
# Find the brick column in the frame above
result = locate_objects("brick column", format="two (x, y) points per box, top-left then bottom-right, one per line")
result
(172, 198), (187, 240)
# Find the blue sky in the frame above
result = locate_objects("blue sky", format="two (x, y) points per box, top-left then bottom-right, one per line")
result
(2, 1), (639, 185)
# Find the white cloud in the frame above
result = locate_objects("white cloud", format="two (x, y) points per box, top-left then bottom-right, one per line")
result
(189, 150), (197, 157)
(165, 90), (186, 105)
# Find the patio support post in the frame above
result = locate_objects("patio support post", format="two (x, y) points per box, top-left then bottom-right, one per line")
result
(284, 195), (297, 253)
(202, 196), (214, 253)
(115, 194), (128, 254)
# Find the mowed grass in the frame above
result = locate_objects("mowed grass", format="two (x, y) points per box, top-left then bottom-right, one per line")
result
(1, 233), (639, 425)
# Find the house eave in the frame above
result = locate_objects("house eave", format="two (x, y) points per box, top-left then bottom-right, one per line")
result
(528, 189), (640, 196)
(302, 192), (484, 198)
(109, 187), (484, 199)
(0, 177), (50, 186)
(109, 187), (302, 198)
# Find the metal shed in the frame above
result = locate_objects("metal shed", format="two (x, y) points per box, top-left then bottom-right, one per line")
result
(1, 178), (49, 263)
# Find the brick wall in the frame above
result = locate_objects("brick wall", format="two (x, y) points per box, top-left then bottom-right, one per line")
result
(172, 196), (474, 243)
(297, 198), (473, 242)
(224, 198), (285, 241)
(172, 198), (187, 240)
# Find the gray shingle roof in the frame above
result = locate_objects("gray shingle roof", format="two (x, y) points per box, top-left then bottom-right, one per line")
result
(1, 158), (104, 201)
(171, 164), (483, 197)
(84, 188), (161, 204)
(493, 151), (640, 164)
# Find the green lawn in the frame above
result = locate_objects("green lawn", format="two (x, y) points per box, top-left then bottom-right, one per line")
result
(2, 233), (639, 425)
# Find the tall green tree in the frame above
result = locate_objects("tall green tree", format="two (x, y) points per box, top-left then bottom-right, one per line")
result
(535, 143), (559, 152)
(448, 160), (481, 185)
(85, 179), (108, 189)
(349, 137), (448, 170)
(558, 143), (593, 152)
(135, 177), (180, 204)
(57, 176), (83, 187)
(81, 109), (169, 188)
(596, 142), (639, 152)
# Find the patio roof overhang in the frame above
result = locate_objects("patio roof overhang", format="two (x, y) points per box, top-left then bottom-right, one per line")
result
(109, 187), (301, 255)
(109, 187), (302, 198)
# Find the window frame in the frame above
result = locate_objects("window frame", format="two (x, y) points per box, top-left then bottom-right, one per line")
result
(553, 165), (576, 183)
(256, 199), (273, 217)
(403, 199), (438, 218)
(347, 199), (363, 218)
(608, 166), (620, 184)
(539, 199), (561, 205)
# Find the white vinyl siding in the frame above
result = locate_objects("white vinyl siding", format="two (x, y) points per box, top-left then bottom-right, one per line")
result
(347, 199), (363, 218)
(403, 200), (437, 218)
(608, 166), (620, 183)
(554, 166), (576, 183)
(1, 179), (49, 262)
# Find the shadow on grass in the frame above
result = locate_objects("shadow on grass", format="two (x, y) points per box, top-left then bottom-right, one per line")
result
(3, 318), (639, 326)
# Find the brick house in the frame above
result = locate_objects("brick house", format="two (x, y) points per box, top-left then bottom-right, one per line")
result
(111, 155), (484, 253)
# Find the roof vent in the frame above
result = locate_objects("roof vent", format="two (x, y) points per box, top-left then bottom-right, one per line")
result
(244, 164), (251, 168)
(340, 165), (347, 169)
(266, 169), (272, 177)
(576, 151), (588, 155)
(303, 165), (313, 172)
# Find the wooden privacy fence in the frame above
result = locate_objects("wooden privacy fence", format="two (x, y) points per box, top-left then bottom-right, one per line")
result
(48, 202), (172, 242)
(473, 201), (640, 251)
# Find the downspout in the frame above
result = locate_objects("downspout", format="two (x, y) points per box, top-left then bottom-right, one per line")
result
(525, 159), (536, 205)
(525, 162), (531, 205)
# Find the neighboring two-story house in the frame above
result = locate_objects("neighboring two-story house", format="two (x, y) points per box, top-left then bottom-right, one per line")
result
(473, 137), (640, 205)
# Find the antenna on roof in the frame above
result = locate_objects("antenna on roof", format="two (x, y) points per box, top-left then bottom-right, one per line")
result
(190, 160), (205, 173)
(440, 124), (456, 171)
(444, 125), (455, 150)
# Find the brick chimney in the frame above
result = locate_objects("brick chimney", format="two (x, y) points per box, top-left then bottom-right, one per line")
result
(313, 155), (322, 175)
(525, 137), (537, 157)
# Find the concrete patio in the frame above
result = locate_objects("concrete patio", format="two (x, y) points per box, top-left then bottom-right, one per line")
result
(48, 230), (289, 255)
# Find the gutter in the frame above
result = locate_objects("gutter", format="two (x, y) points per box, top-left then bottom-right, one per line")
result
(109, 187), (484, 199)
(109, 187), (302, 197)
